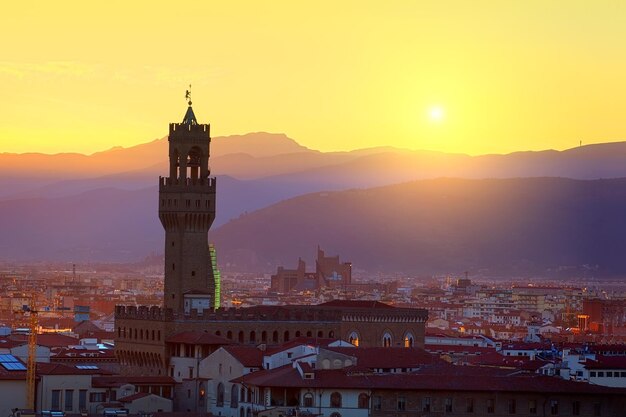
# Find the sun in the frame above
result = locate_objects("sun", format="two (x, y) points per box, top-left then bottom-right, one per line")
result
(428, 106), (445, 122)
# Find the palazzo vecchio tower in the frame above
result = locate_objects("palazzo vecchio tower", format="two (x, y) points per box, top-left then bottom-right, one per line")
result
(158, 91), (220, 313)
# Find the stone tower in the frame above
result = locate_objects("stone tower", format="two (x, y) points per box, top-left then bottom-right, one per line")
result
(158, 97), (217, 313)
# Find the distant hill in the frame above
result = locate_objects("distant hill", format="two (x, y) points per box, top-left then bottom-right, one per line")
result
(210, 177), (626, 277)
(5, 132), (626, 272)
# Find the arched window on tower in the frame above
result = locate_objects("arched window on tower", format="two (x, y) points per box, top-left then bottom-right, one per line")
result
(404, 332), (414, 348)
(348, 331), (360, 347)
(186, 147), (203, 182)
(382, 332), (392, 347)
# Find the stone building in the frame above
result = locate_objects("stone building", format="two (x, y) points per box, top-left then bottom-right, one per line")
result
(115, 300), (427, 376)
(115, 99), (428, 376)
(270, 247), (352, 293)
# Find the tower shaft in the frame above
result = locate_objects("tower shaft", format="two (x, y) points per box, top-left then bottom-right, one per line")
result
(158, 111), (217, 313)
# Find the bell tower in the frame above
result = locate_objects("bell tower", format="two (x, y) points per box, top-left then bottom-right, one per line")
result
(158, 89), (218, 313)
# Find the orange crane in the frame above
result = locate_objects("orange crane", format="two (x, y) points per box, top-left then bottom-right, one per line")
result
(14, 294), (38, 411)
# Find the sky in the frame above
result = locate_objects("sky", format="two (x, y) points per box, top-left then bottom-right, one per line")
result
(1, 1), (626, 155)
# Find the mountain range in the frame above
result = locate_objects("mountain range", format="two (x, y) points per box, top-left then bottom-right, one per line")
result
(2, 133), (626, 276)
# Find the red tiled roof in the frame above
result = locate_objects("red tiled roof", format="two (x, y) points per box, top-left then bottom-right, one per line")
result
(34, 333), (79, 348)
(264, 337), (339, 355)
(234, 363), (626, 395)
(584, 356), (626, 370)
(326, 347), (442, 368)
(0, 337), (27, 349)
(37, 362), (114, 376)
(166, 331), (234, 345)
(425, 345), (495, 355)
(92, 375), (176, 388)
(224, 345), (264, 367)
(318, 300), (394, 309)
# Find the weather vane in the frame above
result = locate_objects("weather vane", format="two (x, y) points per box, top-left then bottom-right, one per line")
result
(185, 84), (192, 106)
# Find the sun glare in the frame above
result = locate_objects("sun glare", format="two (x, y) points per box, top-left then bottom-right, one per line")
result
(429, 106), (444, 122)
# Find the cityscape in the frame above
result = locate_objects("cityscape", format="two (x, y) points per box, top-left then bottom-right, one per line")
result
(2, 2), (626, 417)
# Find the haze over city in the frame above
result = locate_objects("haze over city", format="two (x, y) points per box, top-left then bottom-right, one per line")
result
(1, 2), (626, 416)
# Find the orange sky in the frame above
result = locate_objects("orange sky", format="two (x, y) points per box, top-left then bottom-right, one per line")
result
(1, 1), (626, 155)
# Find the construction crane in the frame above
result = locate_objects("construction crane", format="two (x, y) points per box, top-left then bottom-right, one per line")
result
(14, 294), (38, 411)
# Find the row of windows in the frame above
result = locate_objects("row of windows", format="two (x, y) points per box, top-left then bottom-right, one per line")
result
(117, 327), (161, 342)
(161, 198), (211, 209)
(590, 370), (626, 378)
(374, 396), (600, 416)
(50, 389), (90, 412)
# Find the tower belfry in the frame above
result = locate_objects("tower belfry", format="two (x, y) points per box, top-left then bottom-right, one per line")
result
(158, 91), (218, 313)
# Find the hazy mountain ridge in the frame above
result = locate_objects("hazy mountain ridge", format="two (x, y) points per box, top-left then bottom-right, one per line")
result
(4, 133), (626, 272)
(210, 177), (626, 276)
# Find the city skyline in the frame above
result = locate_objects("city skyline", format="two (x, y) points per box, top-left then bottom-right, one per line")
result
(3, 1), (626, 156)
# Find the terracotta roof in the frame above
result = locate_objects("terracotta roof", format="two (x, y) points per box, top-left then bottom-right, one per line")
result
(584, 356), (626, 370)
(326, 347), (442, 368)
(37, 362), (114, 376)
(264, 337), (339, 355)
(318, 300), (395, 309)
(223, 345), (264, 367)
(92, 375), (176, 388)
(234, 363), (626, 395)
(33, 333), (79, 348)
(166, 331), (234, 345)
(0, 337), (27, 349)
(425, 345), (495, 355)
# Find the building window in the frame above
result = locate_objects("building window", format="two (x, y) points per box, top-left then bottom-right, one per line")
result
(466, 398), (474, 413)
(572, 401), (581, 416)
(217, 383), (225, 407)
(189, 367), (194, 379)
(231, 384), (239, 408)
(550, 400), (559, 415)
(373, 396), (382, 411)
(52, 390), (61, 409)
(508, 399), (516, 414)
(529, 400), (537, 414)
(64, 390), (74, 411)
(79, 390), (87, 410)
(590, 371), (597, 377)
(303, 393), (314, 407)
(358, 393), (369, 409)
(397, 396), (406, 411)
(284, 330), (290, 342)
(487, 399), (495, 414)
(593, 403), (601, 416)
(382, 332), (393, 347)
(445, 397), (453, 412)
(348, 331), (360, 347)
(422, 397), (431, 412)
(404, 332), (414, 348)
(89, 392), (105, 402)
(330, 392), (342, 408)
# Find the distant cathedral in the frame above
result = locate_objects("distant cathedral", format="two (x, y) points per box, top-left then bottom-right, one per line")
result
(158, 95), (220, 312)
